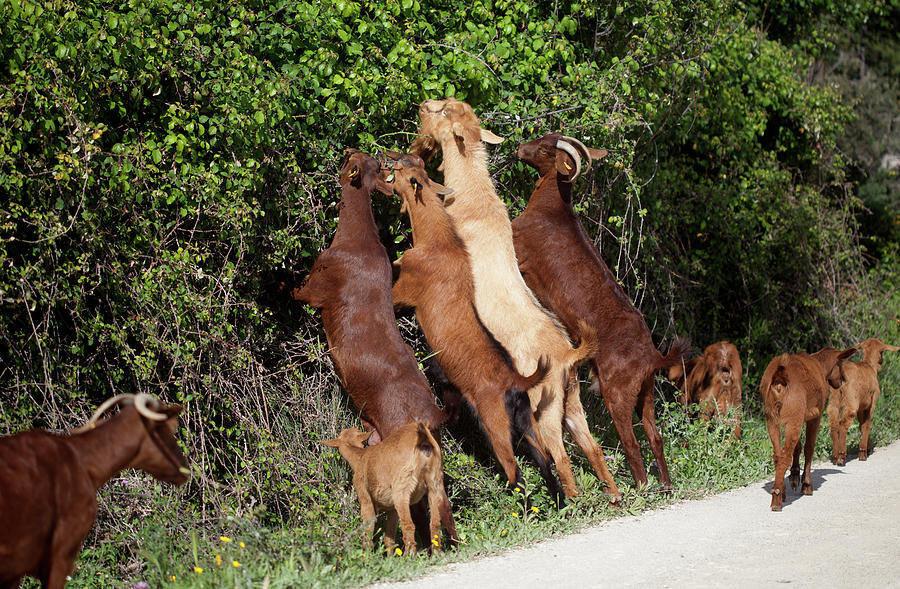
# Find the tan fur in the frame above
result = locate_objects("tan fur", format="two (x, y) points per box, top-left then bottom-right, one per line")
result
(759, 346), (856, 511)
(827, 337), (899, 465)
(669, 341), (743, 439)
(322, 423), (449, 556)
(413, 98), (610, 500)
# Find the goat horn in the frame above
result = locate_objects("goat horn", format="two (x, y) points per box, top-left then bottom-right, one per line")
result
(134, 393), (168, 421)
(559, 136), (594, 170)
(71, 393), (134, 433)
(555, 139), (582, 181)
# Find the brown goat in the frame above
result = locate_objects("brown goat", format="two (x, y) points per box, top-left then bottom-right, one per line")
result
(668, 341), (743, 439)
(827, 337), (899, 465)
(322, 422), (449, 555)
(293, 148), (458, 548)
(512, 132), (689, 492)
(382, 151), (564, 505)
(413, 101), (614, 502)
(760, 346), (856, 511)
(0, 394), (189, 589)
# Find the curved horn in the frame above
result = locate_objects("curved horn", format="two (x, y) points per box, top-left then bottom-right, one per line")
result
(135, 393), (168, 421)
(555, 139), (582, 180)
(70, 393), (134, 433)
(559, 136), (594, 170)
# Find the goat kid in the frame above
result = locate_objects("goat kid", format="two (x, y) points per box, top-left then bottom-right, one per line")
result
(827, 337), (899, 465)
(668, 341), (743, 439)
(382, 151), (564, 505)
(0, 394), (189, 589)
(413, 100), (606, 502)
(322, 422), (450, 556)
(513, 132), (689, 492)
(760, 346), (856, 511)
(293, 148), (458, 548)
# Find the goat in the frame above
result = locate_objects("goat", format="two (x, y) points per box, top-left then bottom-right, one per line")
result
(322, 422), (449, 555)
(827, 337), (899, 465)
(511, 132), (689, 492)
(412, 100), (615, 502)
(293, 148), (458, 548)
(668, 341), (743, 439)
(382, 151), (564, 505)
(759, 346), (857, 510)
(0, 394), (189, 589)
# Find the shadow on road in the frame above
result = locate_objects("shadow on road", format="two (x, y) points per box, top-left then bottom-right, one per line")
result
(760, 467), (845, 509)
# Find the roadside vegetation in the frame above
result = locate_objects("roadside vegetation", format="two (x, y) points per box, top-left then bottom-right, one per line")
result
(2, 0), (898, 586)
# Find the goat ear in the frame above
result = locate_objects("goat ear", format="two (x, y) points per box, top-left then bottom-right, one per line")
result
(480, 128), (504, 144)
(320, 438), (340, 448)
(427, 178), (453, 196)
(555, 150), (575, 177)
(588, 148), (608, 160)
(375, 176), (394, 196)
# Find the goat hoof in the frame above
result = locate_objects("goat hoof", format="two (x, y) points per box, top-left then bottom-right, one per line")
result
(802, 484), (813, 496)
(859, 451), (868, 461)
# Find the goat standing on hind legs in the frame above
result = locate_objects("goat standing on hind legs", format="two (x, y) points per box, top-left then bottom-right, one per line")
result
(292, 148), (458, 551)
(322, 423), (449, 556)
(760, 346), (856, 511)
(381, 151), (564, 506)
(0, 394), (189, 589)
(827, 337), (899, 465)
(511, 132), (689, 494)
(412, 100), (608, 503)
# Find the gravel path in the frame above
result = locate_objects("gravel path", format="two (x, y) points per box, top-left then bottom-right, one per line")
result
(371, 440), (900, 588)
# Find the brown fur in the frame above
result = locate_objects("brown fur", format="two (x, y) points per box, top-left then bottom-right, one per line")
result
(668, 341), (743, 439)
(827, 337), (899, 465)
(383, 151), (564, 505)
(413, 101), (610, 501)
(0, 397), (188, 588)
(760, 346), (856, 511)
(512, 132), (689, 492)
(293, 149), (458, 548)
(322, 423), (449, 555)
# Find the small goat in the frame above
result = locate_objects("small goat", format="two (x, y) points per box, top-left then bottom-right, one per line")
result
(412, 101), (610, 502)
(827, 337), (899, 465)
(0, 394), (189, 588)
(382, 151), (564, 504)
(760, 346), (856, 511)
(293, 148), (458, 547)
(668, 341), (743, 439)
(322, 422), (449, 555)
(512, 132), (689, 492)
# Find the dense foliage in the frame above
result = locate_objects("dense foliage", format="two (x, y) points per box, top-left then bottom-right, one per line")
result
(1, 0), (898, 584)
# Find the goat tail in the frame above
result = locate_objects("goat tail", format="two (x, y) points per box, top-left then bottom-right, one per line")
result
(515, 355), (551, 392)
(655, 336), (691, 372)
(565, 320), (599, 368)
(416, 421), (442, 459)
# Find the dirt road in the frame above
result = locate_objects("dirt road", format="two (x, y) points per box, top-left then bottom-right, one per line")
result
(373, 440), (900, 588)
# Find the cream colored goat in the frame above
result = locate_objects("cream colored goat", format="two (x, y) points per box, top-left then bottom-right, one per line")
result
(322, 422), (449, 555)
(412, 98), (618, 502)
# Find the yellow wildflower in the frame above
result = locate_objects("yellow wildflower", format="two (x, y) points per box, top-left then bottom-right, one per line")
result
(239, 541), (245, 548)
(215, 554), (222, 566)
(170, 576), (176, 582)
(220, 536), (232, 543)
(531, 506), (539, 513)
(232, 560), (241, 568)
(511, 512), (519, 518)
(394, 547), (403, 556)
(193, 567), (203, 574)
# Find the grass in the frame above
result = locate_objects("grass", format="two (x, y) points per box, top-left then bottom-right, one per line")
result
(52, 359), (900, 589)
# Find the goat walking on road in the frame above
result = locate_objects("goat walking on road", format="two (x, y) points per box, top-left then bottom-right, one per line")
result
(760, 347), (857, 511)
(0, 394), (189, 589)
(828, 337), (899, 465)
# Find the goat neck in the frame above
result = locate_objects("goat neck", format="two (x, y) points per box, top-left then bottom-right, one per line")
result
(66, 407), (159, 491)
(332, 154), (382, 246)
(403, 189), (454, 248)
